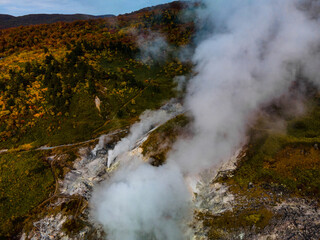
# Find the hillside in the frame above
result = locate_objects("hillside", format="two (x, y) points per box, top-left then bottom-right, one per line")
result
(0, 1), (194, 238)
(1, 1), (320, 240)
(0, 1), (193, 149)
(0, 1), (188, 30)
(0, 14), (114, 29)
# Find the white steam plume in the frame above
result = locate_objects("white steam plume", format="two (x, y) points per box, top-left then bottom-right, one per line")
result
(137, 32), (170, 63)
(92, 159), (191, 240)
(92, 1), (320, 239)
(91, 134), (110, 156)
(107, 103), (183, 167)
(170, 0), (320, 174)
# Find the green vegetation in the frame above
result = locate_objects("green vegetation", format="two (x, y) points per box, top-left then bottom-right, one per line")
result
(0, 2), (197, 239)
(231, 104), (320, 198)
(0, 4), (196, 238)
(0, 151), (54, 238)
(0, 45), (190, 150)
(5, 2), (320, 239)
(0, 1), (194, 150)
(195, 207), (274, 239)
(141, 114), (190, 166)
(0, 142), (96, 239)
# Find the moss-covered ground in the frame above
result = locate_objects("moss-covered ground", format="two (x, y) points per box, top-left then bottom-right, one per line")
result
(141, 114), (190, 166)
(0, 151), (54, 238)
(231, 104), (320, 199)
(195, 207), (274, 239)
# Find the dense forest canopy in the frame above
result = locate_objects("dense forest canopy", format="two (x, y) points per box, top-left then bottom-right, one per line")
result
(0, 1), (195, 149)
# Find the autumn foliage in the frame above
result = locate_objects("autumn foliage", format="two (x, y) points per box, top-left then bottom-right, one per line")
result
(0, 1), (195, 148)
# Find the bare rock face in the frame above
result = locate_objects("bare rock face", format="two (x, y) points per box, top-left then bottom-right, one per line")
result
(193, 181), (320, 240)
(191, 144), (320, 240)
(193, 181), (235, 240)
(61, 155), (107, 198)
(253, 199), (320, 240)
(23, 214), (67, 240)
(23, 210), (105, 240)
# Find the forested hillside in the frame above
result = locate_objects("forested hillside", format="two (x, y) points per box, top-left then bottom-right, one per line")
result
(0, 1), (194, 150)
(0, 2), (195, 237)
(0, 14), (114, 30)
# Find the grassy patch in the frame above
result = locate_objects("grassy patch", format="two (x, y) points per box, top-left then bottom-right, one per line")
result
(232, 138), (320, 199)
(0, 151), (55, 238)
(230, 104), (320, 199)
(141, 114), (190, 166)
(195, 207), (274, 239)
(96, 55), (186, 124)
(13, 90), (104, 148)
(287, 104), (320, 138)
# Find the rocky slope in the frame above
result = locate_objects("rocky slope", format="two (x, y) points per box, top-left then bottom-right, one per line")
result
(18, 100), (320, 240)
(21, 101), (185, 239)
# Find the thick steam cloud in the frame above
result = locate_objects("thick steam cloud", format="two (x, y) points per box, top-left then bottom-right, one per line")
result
(92, 160), (191, 240)
(107, 106), (182, 167)
(170, 0), (320, 173)
(137, 32), (170, 63)
(92, 0), (320, 239)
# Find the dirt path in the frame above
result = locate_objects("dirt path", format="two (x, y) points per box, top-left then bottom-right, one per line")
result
(36, 138), (99, 150)
(0, 129), (127, 155)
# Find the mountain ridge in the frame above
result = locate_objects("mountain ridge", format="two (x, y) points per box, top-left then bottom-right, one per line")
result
(0, 13), (115, 29)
